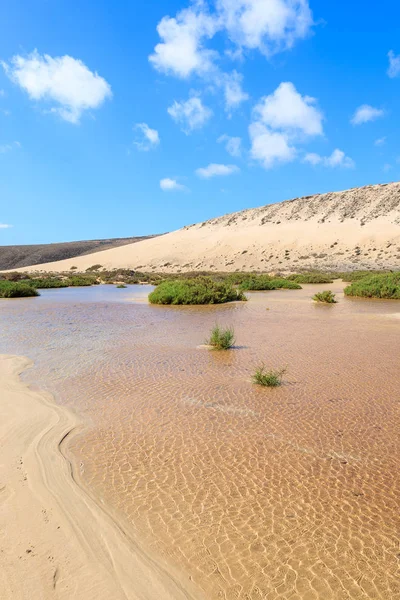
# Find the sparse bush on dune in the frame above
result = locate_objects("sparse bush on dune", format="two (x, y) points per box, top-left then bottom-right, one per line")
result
(252, 365), (286, 387)
(239, 275), (301, 291)
(344, 272), (400, 299)
(207, 325), (235, 350)
(287, 273), (334, 284)
(86, 264), (103, 272)
(148, 277), (246, 305)
(313, 290), (337, 303)
(0, 281), (39, 298)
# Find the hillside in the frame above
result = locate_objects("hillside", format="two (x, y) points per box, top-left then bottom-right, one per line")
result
(0, 235), (158, 271)
(12, 182), (400, 274)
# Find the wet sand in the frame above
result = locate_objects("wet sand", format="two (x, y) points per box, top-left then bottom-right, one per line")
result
(1, 282), (400, 599)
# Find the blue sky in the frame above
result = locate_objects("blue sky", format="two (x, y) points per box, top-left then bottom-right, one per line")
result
(1, 0), (400, 244)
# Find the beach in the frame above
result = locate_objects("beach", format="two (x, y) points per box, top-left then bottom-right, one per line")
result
(1, 283), (399, 599)
(0, 354), (202, 600)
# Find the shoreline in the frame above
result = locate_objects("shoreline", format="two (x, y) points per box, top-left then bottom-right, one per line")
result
(0, 354), (202, 600)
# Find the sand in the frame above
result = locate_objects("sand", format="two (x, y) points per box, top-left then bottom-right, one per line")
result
(14, 181), (400, 274)
(0, 354), (202, 600)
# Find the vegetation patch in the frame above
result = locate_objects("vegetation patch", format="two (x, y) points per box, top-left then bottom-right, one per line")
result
(240, 275), (301, 291)
(116, 283), (127, 288)
(252, 365), (286, 387)
(148, 277), (246, 305)
(28, 278), (68, 289)
(287, 272), (334, 284)
(344, 272), (400, 299)
(313, 290), (337, 303)
(0, 281), (39, 298)
(207, 325), (235, 350)
(67, 275), (99, 287)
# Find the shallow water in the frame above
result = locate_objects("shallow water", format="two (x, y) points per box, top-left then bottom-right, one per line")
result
(1, 283), (400, 599)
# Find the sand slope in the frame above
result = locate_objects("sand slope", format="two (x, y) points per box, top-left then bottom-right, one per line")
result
(0, 355), (202, 600)
(18, 182), (400, 273)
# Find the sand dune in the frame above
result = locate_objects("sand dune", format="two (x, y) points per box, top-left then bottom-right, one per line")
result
(19, 182), (400, 273)
(0, 355), (202, 600)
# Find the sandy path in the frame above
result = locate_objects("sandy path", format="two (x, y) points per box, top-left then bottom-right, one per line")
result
(0, 354), (202, 600)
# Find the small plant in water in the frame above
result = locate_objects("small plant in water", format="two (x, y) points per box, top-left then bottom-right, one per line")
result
(313, 290), (337, 303)
(252, 365), (286, 387)
(116, 284), (127, 288)
(207, 325), (235, 350)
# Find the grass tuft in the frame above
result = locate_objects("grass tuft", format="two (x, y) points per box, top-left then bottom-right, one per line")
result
(313, 290), (337, 303)
(116, 284), (127, 288)
(287, 273), (334, 284)
(239, 275), (301, 291)
(207, 325), (235, 350)
(252, 365), (286, 387)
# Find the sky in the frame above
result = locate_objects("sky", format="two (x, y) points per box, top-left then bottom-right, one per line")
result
(1, 0), (400, 244)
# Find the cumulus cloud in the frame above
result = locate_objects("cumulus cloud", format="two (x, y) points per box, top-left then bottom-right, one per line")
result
(149, 5), (218, 78)
(249, 122), (295, 168)
(218, 134), (242, 156)
(196, 162), (239, 178)
(134, 123), (160, 151)
(217, 0), (314, 56)
(2, 50), (112, 123)
(220, 70), (249, 112)
(248, 81), (322, 169)
(374, 136), (386, 146)
(167, 96), (212, 133)
(160, 178), (187, 191)
(254, 81), (323, 137)
(387, 50), (400, 78)
(351, 105), (384, 125)
(0, 223), (12, 228)
(304, 148), (355, 168)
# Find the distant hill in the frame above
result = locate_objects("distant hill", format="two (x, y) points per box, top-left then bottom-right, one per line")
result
(10, 182), (400, 274)
(0, 235), (158, 270)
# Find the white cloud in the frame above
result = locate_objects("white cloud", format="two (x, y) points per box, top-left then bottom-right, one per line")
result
(0, 223), (12, 229)
(220, 70), (249, 112)
(217, 0), (314, 56)
(196, 163), (239, 178)
(304, 148), (355, 168)
(254, 82), (323, 137)
(218, 134), (242, 156)
(149, 5), (218, 78)
(0, 140), (21, 153)
(387, 50), (400, 78)
(374, 136), (386, 146)
(160, 178), (186, 191)
(249, 122), (296, 168)
(351, 104), (384, 125)
(134, 123), (160, 151)
(2, 50), (112, 123)
(167, 96), (212, 133)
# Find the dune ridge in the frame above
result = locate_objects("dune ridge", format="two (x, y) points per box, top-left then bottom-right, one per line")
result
(0, 354), (202, 600)
(15, 181), (400, 273)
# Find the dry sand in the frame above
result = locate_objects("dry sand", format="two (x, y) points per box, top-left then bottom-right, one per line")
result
(16, 181), (400, 274)
(0, 354), (202, 600)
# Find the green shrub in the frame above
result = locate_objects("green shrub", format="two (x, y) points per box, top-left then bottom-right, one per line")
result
(148, 277), (246, 305)
(252, 365), (286, 387)
(344, 272), (400, 299)
(313, 290), (337, 303)
(70, 266), (78, 270)
(340, 270), (388, 282)
(67, 275), (99, 287)
(86, 264), (103, 272)
(240, 275), (301, 291)
(28, 278), (68, 289)
(116, 284), (127, 288)
(287, 273), (334, 284)
(0, 281), (39, 298)
(207, 325), (235, 350)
